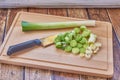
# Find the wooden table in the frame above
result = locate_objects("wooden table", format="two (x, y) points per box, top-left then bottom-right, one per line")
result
(0, 8), (120, 80)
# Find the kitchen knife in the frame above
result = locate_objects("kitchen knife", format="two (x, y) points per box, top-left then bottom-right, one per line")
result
(7, 35), (57, 56)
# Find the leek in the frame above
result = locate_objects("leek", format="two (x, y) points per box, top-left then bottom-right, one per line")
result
(21, 20), (95, 31)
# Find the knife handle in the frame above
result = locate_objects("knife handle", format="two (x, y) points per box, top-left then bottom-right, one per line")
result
(7, 39), (41, 56)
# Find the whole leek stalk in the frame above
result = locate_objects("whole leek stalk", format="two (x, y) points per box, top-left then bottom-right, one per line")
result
(21, 20), (95, 31)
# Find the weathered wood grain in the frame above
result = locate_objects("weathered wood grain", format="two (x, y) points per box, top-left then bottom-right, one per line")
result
(87, 9), (110, 22)
(0, 64), (23, 80)
(107, 9), (120, 42)
(0, 9), (27, 80)
(0, 9), (7, 45)
(28, 8), (48, 14)
(0, 9), (8, 80)
(82, 76), (107, 80)
(6, 9), (27, 32)
(48, 8), (68, 16)
(110, 30), (120, 80)
(106, 9), (120, 79)
(67, 8), (88, 19)
(25, 67), (51, 80)
(51, 71), (80, 80)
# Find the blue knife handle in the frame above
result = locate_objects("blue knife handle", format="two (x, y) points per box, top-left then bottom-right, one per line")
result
(7, 39), (41, 56)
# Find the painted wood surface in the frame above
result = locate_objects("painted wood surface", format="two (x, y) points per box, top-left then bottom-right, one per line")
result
(0, 8), (120, 80)
(0, 0), (120, 8)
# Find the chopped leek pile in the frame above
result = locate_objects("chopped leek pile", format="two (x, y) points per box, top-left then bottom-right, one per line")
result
(54, 25), (102, 59)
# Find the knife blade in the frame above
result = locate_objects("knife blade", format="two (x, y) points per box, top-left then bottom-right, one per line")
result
(7, 34), (57, 56)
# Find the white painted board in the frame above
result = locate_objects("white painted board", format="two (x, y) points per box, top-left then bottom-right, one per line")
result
(0, 0), (120, 8)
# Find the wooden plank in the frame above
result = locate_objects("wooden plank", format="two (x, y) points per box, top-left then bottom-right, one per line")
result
(28, 8), (48, 14)
(107, 29), (120, 80)
(0, 64), (23, 80)
(68, 8), (88, 19)
(80, 75), (107, 80)
(48, 8), (80, 80)
(48, 8), (67, 16)
(107, 9), (120, 42)
(25, 67), (51, 80)
(0, 0), (120, 8)
(0, 9), (7, 45)
(110, 30), (120, 80)
(24, 8), (51, 80)
(0, 9), (27, 80)
(0, 9), (8, 80)
(87, 9), (110, 22)
(6, 9), (27, 33)
(107, 9), (120, 80)
(51, 71), (80, 80)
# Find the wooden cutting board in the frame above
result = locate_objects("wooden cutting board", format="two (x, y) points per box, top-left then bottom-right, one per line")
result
(0, 12), (113, 78)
